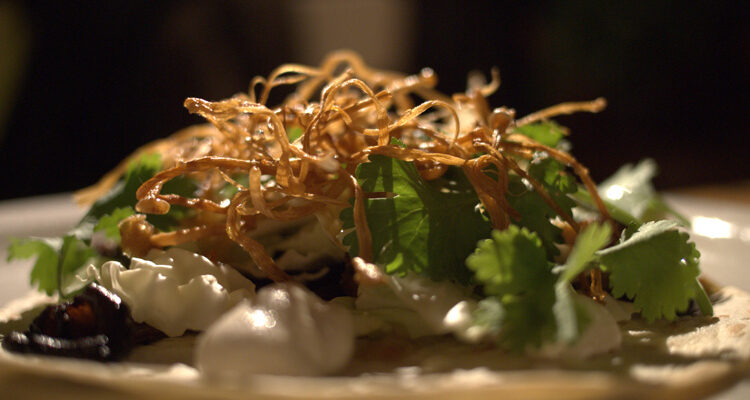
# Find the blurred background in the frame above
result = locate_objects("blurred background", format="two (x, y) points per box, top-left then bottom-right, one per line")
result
(0, 0), (747, 200)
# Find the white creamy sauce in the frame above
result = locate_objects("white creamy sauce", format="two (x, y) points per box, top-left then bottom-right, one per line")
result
(270, 220), (346, 271)
(195, 282), (354, 378)
(602, 293), (636, 322)
(355, 274), (471, 338)
(85, 244), (627, 373)
(229, 219), (346, 278)
(443, 300), (487, 343)
(87, 247), (255, 337)
(537, 294), (623, 359)
(354, 271), (624, 358)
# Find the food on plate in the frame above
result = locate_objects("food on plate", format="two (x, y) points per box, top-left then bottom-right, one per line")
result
(1, 50), (747, 398)
(3, 283), (164, 360)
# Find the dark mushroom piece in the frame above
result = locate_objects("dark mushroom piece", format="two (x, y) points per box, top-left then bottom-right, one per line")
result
(2, 283), (164, 361)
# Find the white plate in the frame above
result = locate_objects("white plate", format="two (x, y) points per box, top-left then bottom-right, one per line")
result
(0, 193), (749, 399)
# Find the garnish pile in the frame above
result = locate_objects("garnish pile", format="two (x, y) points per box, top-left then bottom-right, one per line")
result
(8, 51), (711, 351)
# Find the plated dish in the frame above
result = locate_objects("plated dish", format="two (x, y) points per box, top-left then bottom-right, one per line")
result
(2, 196), (750, 399)
(1, 51), (749, 399)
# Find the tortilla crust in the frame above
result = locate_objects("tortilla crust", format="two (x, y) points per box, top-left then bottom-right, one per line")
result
(1, 287), (749, 400)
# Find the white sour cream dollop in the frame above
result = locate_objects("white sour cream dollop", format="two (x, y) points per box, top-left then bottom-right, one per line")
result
(195, 282), (354, 378)
(537, 294), (622, 358)
(355, 273), (471, 338)
(87, 247), (255, 337)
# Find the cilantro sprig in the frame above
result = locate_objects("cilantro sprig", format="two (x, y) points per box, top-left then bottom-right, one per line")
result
(467, 224), (610, 349)
(7, 153), (195, 297)
(506, 157), (579, 258)
(466, 219), (712, 350)
(597, 220), (711, 321)
(343, 149), (713, 352)
(8, 235), (96, 297)
(466, 226), (560, 349)
(94, 206), (135, 241)
(82, 153), (196, 232)
(572, 159), (689, 227)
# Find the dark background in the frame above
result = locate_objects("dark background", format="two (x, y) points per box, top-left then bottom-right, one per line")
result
(0, 0), (747, 200)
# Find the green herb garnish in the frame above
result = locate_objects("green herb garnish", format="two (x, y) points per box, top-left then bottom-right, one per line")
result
(341, 155), (491, 283)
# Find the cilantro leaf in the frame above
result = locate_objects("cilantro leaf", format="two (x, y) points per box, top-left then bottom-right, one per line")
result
(506, 177), (565, 258)
(467, 226), (586, 349)
(571, 187), (640, 227)
(341, 155), (491, 283)
(597, 159), (688, 226)
(217, 174), (250, 200)
(472, 284), (582, 348)
(691, 278), (714, 317)
(9, 206), (137, 297)
(513, 121), (566, 147)
(501, 157), (579, 259)
(549, 223), (612, 343)
(8, 237), (60, 295)
(94, 206), (135, 241)
(287, 126), (303, 142)
(83, 153), (197, 232)
(528, 157), (579, 221)
(559, 222), (612, 282)
(8, 154), (198, 297)
(552, 281), (586, 343)
(146, 176), (197, 232)
(85, 153), (162, 220)
(597, 220), (708, 321)
(390, 137), (406, 148)
(499, 291), (557, 349)
(598, 159), (658, 219)
(57, 235), (97, 296)
(528, 157), (578, 200)
(8, 235), (96, 296)
(467, 226), (554, 297)
(472, 297), (504, 336)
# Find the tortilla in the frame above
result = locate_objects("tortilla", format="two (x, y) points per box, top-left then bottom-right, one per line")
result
(1, 284), (749, 400)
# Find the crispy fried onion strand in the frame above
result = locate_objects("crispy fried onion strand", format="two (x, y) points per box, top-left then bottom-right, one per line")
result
(80, 52), (609, 282)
